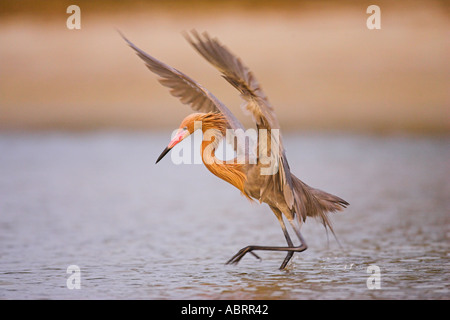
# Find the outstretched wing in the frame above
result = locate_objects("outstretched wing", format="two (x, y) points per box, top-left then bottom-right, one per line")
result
(185, 31), (297, 212)
(120, 32), (245, 132)
(184, 30), (279, 131)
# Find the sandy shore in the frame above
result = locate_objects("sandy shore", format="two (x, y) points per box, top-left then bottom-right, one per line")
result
(0, 2), (448, 133)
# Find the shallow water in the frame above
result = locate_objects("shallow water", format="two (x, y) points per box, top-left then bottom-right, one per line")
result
(0, 132), (449, 299)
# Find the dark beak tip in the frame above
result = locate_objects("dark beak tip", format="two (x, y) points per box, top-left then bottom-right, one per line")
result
(156, 146), (171, 164)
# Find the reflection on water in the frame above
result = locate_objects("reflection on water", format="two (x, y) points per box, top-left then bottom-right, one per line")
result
(0, 132), (448, 299)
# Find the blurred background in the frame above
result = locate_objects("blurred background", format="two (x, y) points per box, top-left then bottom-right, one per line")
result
(0, 0), (449, 300)
(1, 0), (448, 133)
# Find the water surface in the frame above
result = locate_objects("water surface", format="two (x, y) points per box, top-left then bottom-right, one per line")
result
(0, 132), (448, 299)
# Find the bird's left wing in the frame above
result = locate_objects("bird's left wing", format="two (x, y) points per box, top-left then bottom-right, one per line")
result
(120, 32), (245, 133)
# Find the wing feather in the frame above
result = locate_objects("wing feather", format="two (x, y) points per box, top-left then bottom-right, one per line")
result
(184, 30), (278, 130)
(185, 31), (297, 210)
(120, 32), (245, 132)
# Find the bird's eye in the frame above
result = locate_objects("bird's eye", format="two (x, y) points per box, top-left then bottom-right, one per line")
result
(183, 126), (187, 130)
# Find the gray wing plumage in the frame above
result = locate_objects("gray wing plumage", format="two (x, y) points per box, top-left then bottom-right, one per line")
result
(185, 30), (298, 215)
(120, 32), (245, 132)
(184, 30), (278, 130)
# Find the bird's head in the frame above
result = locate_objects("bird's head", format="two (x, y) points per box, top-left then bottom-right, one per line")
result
(155, 113), (201, 164)
(156, 112), (227, 164)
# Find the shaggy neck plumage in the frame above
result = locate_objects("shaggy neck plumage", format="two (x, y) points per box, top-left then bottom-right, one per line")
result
(197, 113), (252, 200)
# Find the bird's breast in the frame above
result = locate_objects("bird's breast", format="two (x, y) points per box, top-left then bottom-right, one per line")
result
(243, 165), (266, 201)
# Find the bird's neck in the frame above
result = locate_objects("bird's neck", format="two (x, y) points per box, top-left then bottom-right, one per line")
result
(200, 120), (252, 201)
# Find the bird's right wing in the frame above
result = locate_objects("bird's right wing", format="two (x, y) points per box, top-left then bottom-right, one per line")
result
(185, 31), (297, 211)
(121, 32), (245, 132)
(184, 30), (279, 131)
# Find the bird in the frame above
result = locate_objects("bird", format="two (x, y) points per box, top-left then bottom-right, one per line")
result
(121, 30), (349, 270)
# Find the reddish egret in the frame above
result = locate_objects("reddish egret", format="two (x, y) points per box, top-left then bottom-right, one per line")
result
(122, 31), (348, 269)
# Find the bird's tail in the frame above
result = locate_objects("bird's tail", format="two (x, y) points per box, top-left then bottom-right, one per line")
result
(308, 187), (349, 215)
(291, 174), (349, 241)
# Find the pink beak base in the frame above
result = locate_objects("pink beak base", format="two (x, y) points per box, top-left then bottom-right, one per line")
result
(168, 129), (189, 149)
(156, 128), (189, 164)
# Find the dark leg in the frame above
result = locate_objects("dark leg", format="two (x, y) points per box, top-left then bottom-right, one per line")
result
(226, 244), (307, 268)
(288, 219), (308, 251)
(226, 208), (308, 270)
(278, 214), (295, 269)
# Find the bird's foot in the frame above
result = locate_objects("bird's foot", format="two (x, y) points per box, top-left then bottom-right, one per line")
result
(226, 246), (261, 265)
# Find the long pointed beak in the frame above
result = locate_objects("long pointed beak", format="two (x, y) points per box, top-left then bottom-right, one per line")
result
(155, 146), (171, 164)
(155, 128), (189, 164)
